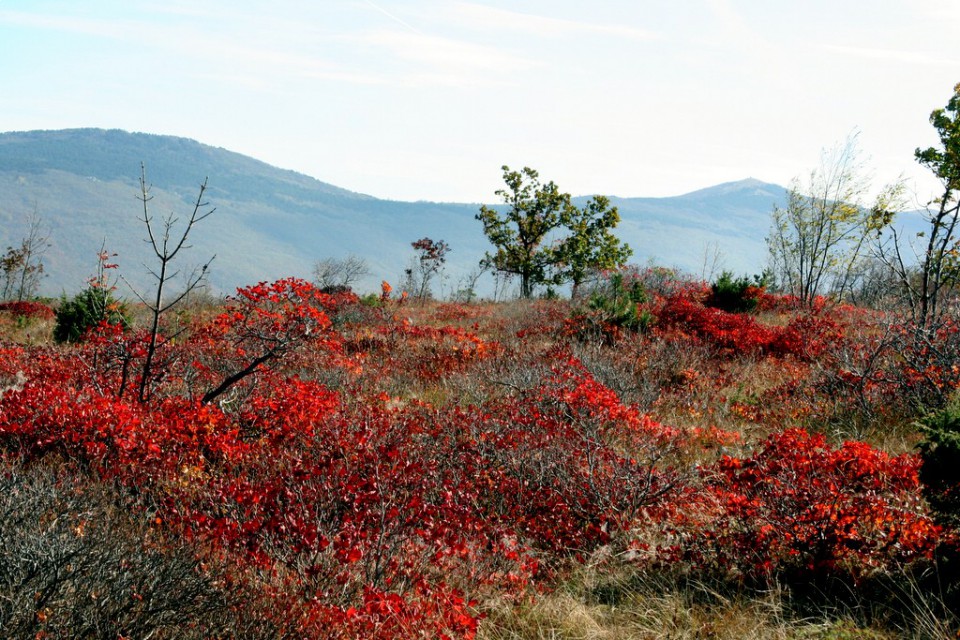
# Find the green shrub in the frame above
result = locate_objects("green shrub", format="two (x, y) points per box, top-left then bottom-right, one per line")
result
(570, 271), (652, 344)
(706, 271), (763, 313)
(54, 286), (129, 343)
(588, 271), (650, 331)
(918, 403), (960, 528)
(916, 402), (960, 617)
(358, 292), (384, 308)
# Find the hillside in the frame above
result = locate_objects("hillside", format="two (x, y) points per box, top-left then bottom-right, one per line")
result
(0, 129), (785, 297)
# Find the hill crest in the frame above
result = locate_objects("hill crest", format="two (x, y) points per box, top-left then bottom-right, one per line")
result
(0, 129), (784, 297)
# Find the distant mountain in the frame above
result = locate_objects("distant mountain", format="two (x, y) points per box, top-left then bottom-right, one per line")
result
(0, 129), (787, 298)
(596, 177), (787, 278)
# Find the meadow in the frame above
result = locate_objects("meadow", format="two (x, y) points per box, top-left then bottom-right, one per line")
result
(0, 267), (957, 639)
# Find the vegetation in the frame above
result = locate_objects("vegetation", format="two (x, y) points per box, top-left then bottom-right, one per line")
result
(313, 255), (371, 291)
(405, 236), (450, 301)
(3, 265), (959, 637)
(706, 270), (765, 313)
(878, 82), (960, 329)
(476, 165), (630, 298)
(4, 81), (960, 640)
(1, 209), (48, 302)
(766, 133), (889, 306)
(53, 251), (129, 343)
(555, 195), (632, 298)
(129, 163), (215, 403)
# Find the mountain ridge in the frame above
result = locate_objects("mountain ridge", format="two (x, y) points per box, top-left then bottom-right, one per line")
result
(0, 129), (783, 297)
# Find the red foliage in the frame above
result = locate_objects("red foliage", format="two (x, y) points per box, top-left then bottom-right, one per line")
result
(0, 300), (55, 320)
(662, 429), (940, 586)
(0, 280), (947, 637)
(655, 292), (842, 360)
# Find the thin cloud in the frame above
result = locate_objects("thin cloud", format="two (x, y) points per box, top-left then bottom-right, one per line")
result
(822, 43), (957, 66)
(447, 2), (660, 41)
(348, 28), (539, 73)
(361, 0), (423, 34)
(0, 7), (403, 88)
(0, 10), (142, 38)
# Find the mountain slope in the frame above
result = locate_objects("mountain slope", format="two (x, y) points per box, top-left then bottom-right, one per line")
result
(0, 129), (785, 297)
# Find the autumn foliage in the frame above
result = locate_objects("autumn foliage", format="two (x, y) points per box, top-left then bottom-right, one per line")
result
(0, 276), (956, 637)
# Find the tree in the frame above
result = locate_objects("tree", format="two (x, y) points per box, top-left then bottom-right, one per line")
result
(554, 195), (632, 298)
(313, 255), (370, 291)
(128, 164), (215, 403)
(766, 134), (886, 306)
(406, 237), (450, 301)
(1, 209), (49, 302)
(477, 166), (571, 298)
(878, 82), (960, 329)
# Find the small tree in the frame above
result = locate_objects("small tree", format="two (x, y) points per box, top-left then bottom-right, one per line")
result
(877, 82), (960, 330)
(767, 134), (885, 305)
(407, 237), (450, 301)
(477, 166), (570, 298)
(313, 255), (370, 291)
(54, 249), (128, 344)
(128, 164), (215, 403)
(1, 209), (49, 302)
(554, 195), (632, 298)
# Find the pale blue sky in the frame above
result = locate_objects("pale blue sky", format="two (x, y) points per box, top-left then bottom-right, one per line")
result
(1, 0), (957, 203)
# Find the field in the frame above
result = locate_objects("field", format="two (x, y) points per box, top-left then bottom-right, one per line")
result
(0, 270), (958, 639)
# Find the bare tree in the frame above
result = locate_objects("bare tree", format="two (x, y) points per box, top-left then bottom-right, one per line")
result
(127, 164), (215, 403)
(698, 241), (726, 282)
(0, 208), (49, 302)
(313, 255), (370, 291)
(452, 263), (489, 302)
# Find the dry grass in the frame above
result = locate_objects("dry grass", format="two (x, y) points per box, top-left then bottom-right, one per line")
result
(476, 567), (923, 640)
(0, 314), (54, 345)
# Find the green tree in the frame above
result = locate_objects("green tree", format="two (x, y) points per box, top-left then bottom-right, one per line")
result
(555, 195), (632, 298)
(476, 166), (570, 298)
(880, 82), (960, 329)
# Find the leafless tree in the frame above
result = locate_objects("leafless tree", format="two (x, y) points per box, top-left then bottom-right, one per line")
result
(313, 254), (370, 291)
(126, 164), (215, 403)
(0, 208), (49, 301)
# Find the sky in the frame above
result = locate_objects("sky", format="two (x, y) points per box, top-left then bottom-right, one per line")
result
(1, 0), (958, 204)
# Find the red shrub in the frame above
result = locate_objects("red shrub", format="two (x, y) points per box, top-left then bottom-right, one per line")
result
(664, 429), (940, 586)
(0, 300), (54, 320)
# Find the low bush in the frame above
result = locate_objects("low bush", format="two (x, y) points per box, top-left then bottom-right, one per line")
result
(54, 286), (129, 343)
(567, 271), (653, 344)
(705, 271), (763, 313)
(0, 300), (55, 320)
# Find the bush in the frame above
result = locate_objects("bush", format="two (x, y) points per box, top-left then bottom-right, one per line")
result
(0, 460), (250, 639)
(668, 429), (939, 591)
(916, 403), (960, 617)
(706, 271), (763, 313)
(566, 271), (652, 345)
(0, 300), (55, 320)
(54, 286), (129, 343)
(918, 403), (960, 528)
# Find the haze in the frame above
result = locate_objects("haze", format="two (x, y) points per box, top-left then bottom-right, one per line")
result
(1, 0), (957, 203)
